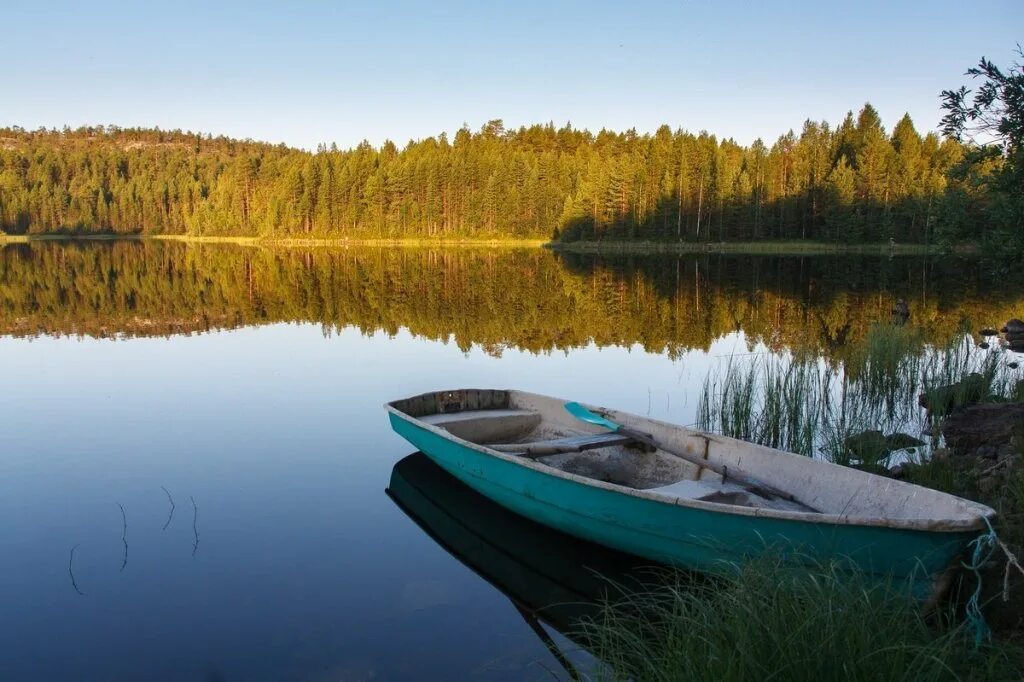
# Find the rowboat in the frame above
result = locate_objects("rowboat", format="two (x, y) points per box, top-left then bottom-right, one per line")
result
(385, 389), (995, 597)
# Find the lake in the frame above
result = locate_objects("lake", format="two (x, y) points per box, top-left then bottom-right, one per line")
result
(0, 240), (1019, 681)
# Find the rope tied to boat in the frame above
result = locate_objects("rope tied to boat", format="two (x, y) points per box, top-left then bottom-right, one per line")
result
(962, 518), (997, 647)
(962, 516), (1024, 647)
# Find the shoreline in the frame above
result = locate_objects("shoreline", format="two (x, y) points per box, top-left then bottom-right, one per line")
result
(0, 233), (975, 255)
(0, 234), (548, 248)
(547, 240), (970, 255)
(152, 235), (550, 248)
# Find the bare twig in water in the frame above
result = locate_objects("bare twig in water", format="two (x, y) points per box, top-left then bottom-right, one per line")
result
(68, 544), (84, 595)
(160, 485), (175, 531)
(513, 603), (582, 681)
(118, 502), (128, 572)
(190, 496), (199, 556)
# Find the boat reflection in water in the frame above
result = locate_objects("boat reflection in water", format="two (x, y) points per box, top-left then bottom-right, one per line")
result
(386, 452), (663, 679)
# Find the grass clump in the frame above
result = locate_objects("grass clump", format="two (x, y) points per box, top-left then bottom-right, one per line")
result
(579, 557), (1024, 682)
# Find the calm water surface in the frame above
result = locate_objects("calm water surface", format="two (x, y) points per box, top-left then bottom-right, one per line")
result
(0, 241), (1019, 681)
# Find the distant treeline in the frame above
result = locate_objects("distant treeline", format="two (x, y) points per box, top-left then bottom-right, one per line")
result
(0, 106), (999, 243)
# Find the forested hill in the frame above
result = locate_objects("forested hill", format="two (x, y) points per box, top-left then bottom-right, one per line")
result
(0, 106), (993, 243)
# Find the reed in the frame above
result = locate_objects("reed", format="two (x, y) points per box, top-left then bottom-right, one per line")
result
(698, 355), (831, 457)
(845, 323), (925, 420)
(698, 325), (1022, 467)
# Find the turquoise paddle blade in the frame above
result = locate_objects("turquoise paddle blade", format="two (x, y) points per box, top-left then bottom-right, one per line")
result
(563, 402), (620, 431)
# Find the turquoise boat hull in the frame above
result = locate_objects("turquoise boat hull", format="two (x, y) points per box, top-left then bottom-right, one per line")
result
(388, 411), (981, 593)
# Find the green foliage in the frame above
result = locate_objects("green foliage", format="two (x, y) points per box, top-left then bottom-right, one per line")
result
(941, 49), (1024, 155)
(580, 556), (1024, 682)
(0, 104), (976, 243)
(941, 48), (1024, 259)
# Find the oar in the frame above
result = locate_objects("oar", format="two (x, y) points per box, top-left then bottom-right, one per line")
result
(563, 402), (817, 511)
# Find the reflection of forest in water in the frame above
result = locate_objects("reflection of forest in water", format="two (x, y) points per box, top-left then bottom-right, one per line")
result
(0, 240), (1017, 358)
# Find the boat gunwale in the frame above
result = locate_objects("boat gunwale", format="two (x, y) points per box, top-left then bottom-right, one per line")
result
(384, 394), (995, 534)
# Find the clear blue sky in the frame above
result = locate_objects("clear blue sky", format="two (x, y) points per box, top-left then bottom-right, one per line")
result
(5, 0), (1021, 150)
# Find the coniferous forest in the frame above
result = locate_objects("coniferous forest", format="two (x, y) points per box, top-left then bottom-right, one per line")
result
(0, 104), (1007, 245)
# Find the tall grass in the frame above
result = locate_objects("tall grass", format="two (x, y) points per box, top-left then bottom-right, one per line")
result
(579, 557), (1024, 682)
(697, 354), (832, 456)
(845, 323), (925, 421)
(698, 325), (1023, 466)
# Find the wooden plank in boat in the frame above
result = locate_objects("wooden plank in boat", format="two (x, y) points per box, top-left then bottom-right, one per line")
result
(490, 432), (635, 456)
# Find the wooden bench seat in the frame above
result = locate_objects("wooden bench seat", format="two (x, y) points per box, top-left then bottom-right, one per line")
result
(489, 432), (635, 457)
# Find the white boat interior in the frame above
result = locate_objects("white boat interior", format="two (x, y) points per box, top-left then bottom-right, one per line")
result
(390, 389), (994, 529)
